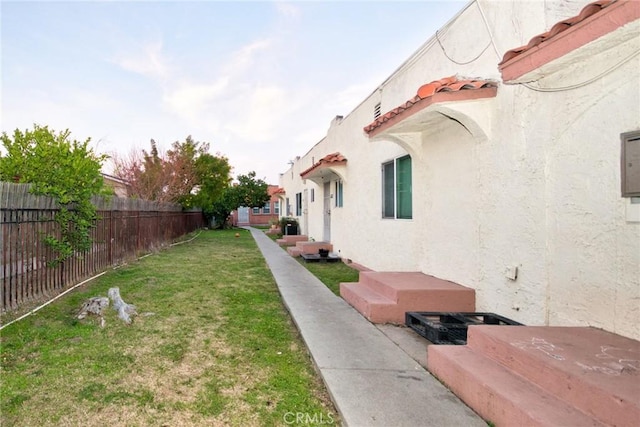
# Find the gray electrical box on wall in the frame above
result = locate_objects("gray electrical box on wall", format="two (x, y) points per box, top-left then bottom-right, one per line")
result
(621, 130), (640, 197)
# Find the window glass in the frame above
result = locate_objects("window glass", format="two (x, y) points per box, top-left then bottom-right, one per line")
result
(382, 156), (411, 219)
(295, 192), (302, 216)
(335, 181), (343, 207)
(382, 161), (395, 218)
(396, 155), (412, 219)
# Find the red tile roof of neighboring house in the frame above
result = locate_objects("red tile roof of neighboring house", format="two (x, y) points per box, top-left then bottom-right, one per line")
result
(500, 0), (616, 65)
(267, 185), (281, 196)
(300, 152), (347, 178)
(363, 76), (498, 136)
(272, 187), (286, 195)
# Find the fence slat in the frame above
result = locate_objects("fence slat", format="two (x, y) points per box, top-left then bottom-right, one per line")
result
(1, 183), (204, 312)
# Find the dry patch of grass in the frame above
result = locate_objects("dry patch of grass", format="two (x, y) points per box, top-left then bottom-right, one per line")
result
(1, 229), (337, 426)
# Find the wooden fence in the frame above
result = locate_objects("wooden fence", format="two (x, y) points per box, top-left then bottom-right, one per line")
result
(1, 183), (205, 312)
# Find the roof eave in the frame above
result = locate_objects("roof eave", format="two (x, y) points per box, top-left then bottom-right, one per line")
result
(499, 0), (639, 82)
(366, 87), (497, 139)
(300, 161), (347, 183)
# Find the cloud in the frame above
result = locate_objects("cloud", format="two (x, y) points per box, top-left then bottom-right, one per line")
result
(162, 77), (230, 126)
(111, 39), (170, 82)
(275, 2), (301, 20)
(224, 84), (289, 143)
(327, 76), (385, 114)
(224, 38), (273, 75)
(158, 37), (278, 132)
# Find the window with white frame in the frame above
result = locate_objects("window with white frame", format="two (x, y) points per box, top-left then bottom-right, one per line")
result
(335, 180), (343, 208)
(311, 188), (315, 202)
(252, 207), (260, 214)
(382, 155), (412, 219)
(274, 200), (280, 215)
(262, 202), (271, 214)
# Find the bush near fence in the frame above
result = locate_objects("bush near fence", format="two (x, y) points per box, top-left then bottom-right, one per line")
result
(0, 182), (204, 312)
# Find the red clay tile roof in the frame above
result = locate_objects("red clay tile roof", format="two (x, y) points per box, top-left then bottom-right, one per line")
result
(499, 0), (633, 69)
(300, 152), (347, 178)
(363, 76), (498, 135)
(268, 186), (285, 196)
(499, 0), (639, 81)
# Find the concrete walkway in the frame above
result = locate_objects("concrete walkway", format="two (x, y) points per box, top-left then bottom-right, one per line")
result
(247, 227), (485, 427)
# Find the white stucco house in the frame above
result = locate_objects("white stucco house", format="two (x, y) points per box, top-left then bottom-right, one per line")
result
(278, 0), (640, 341)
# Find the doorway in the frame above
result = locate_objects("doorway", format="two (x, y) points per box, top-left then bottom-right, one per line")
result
(323, 182), (331, 242)
(238, 207), (249, 225)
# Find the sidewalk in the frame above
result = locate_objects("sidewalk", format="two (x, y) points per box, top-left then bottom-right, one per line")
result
(248, 227), (485, 427)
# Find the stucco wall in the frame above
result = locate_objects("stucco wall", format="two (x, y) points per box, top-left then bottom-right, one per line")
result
(278, 0), (640, 340)
(541, 53), (640, 334)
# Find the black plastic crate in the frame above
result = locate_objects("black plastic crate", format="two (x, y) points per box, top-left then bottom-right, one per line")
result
(405, 312), (523, 345)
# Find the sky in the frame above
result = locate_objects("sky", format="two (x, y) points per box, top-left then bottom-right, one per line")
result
(1, 0), (467, 184)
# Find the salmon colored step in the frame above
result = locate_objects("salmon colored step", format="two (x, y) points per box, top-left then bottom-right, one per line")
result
(340, 272), (475, 324)
(286, 247), (302, 257)
(294, 241), (333, 255)
(428, 345), (605, 427)
(465, 325), (640, 426)
(340, 282), (397, 323)
(276, 235), (308, 247)
(357, 272), (475, 305)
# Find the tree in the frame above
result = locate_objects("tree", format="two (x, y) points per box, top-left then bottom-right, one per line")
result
(139, 139), (165, 200)
(209, 171), (270, 228)
(112, 136), (221, 205)
(165, 136), (207, 203)
(0, 124), (108, 264)
(181, 152), (232, 211)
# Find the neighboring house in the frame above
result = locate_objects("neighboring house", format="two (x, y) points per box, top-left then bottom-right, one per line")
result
(101, 173), (129, 198)
(278, 0), (640, 340)
(231, 185), (283, 227)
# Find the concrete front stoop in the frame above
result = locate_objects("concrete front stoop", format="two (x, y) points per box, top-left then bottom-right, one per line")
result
(340, 271), (476, 324)
(428, 325), (640, 427)
(276, 235), (308, 247)
(286, 241), (333, 257)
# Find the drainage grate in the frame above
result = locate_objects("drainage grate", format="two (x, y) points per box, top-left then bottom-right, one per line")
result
(405, 312), (523, 345)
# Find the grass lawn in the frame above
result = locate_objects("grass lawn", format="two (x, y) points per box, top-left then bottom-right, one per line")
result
(266, 232), (361, 296)
(296, 260), (360, 296)
(0, 229), (337, 426)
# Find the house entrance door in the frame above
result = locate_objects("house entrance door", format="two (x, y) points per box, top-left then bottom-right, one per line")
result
(303, 189), (309, 236)
(323, 182), (331, 242)
(238, 207), (249, 225)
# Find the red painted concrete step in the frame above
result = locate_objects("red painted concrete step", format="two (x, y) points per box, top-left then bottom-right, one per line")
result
(467, 325), (640, 426)
(339, 282), (396, 321)
(428, 326), (640, 426)
(294, 241), (333, 255)
(340, 272), (475, 324)
(428, 345), (605, 427)
(286, 247), (303, 257)
(286, 241), (333, 257)
(276, 235), (308, 247)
